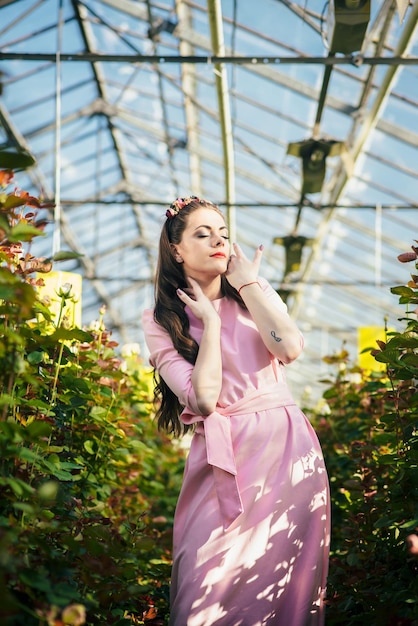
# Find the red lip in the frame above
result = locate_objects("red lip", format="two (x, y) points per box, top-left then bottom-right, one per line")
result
(211, 253), (227, 258)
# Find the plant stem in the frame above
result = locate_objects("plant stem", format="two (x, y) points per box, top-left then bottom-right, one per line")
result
(51, 341), (65, 407)
(56, 296), (66, 329)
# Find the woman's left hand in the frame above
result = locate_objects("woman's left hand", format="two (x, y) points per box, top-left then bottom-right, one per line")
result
(225, 243), (263, 292)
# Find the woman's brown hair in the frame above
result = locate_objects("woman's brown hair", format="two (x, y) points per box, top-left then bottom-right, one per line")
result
(153, 197), (245, 436)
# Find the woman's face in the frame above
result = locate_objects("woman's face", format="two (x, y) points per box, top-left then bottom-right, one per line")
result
(172, 207), (230, 281)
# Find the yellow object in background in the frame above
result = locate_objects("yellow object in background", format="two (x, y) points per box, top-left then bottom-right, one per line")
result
(358, 326), (388, 372)
(37, 271), (82, 328)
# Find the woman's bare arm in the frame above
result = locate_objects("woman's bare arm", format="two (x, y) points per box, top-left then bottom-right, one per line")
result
(176, 278), (222, 414)
(226, 243), (302, 363)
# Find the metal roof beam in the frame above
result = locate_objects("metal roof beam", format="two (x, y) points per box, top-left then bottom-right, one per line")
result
(145, 0), (181, 193)
(71, 1), (130, 180)
(2, 52), (416, 65)
(289, 1), (418, 319)
(207, 0), (236, 239)
(176, 0), (202, 195)
(0, 103), (127, 337)
(98, 0), (148, 20)
(173, 26), (418, 146)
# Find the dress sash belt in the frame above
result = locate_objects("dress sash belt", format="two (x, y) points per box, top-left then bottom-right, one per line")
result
(181, 383), (297, 530)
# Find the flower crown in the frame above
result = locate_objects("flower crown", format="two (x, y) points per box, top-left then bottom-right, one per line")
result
(166, 195), (201, 218)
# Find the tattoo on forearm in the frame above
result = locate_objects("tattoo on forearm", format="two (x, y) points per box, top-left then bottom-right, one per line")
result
(271, 330), (282, 343)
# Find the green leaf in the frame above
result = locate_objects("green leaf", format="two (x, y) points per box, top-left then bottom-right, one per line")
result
(19, 570), (52, 592)
(387, 335), (418, 349)
(48, 327), (93, 342)
(41, 461), (77, 481)
(8, 223), (46, 242)
(33, 299), (53, 321)
(0, 393), (16, 407)
(409, 391), (418, 407)
(69, 396), (87, 407)
(0, 281), (37, 315)
(378, 453), (398, 464)
(374, 350), (400, 364)
(17, 447), (39, 462)
(106, 467), (117, 480)
(0, 284), (19, 300)
(0, 150), (35, 171)
(12, 502), (36, 514)
(61, 374), (91, 394)
(51, 250), (84, 262)
(27, 350), (45, 365)
(99, 385), (113, 397)
(26, 420), (53, 439)
(0, 267), (19, 284)
(391, 285), (414, 296)
(2, 194), (26, 209)
(400, 353), (418, 367)
(60, 461), (84, 470)
(0, 213), (9, 233)
(84, 440), (96, 454)
(90, 406), (108, 419)
(323, 388), (338, 399)
(21, 398), (52, 410)
(1, 476), (35, 497)
(399, 518), (418, 529)
(374, 515), (397, 528)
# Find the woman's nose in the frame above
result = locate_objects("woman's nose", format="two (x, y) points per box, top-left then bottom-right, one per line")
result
(214, 236), (224, 246)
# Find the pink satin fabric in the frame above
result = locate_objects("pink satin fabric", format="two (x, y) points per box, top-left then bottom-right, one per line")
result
(142, 280), (330, 626)
(181, 384), (297, 530)
(170, 394), (330, 626)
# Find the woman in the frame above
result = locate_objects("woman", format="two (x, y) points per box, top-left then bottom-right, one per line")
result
(142, 196), (330, 626)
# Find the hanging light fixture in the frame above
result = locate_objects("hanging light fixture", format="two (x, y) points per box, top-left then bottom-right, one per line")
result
(273, 234), (314, 280)
(287, 138), (345, 195)
(272, 234), (314, 302)
(327, 0), (371, 54)
(148, 17), (178, 41)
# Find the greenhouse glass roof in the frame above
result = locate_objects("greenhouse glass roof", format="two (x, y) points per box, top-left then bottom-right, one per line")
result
(1, 0), (417, 401)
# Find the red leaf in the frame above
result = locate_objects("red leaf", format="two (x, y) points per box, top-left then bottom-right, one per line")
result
(0, 169), (14, 186)
(19, 191), (42, 207)
(143, 606), (158, 620)
(397, 251), (417, 263)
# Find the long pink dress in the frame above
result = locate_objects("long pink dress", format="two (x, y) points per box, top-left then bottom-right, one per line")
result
(142, 278), (330, 626)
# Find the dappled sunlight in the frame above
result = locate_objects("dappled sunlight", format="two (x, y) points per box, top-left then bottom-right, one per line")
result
(170, 407), (330, 626)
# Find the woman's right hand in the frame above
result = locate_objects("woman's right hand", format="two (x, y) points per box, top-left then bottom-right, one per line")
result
(177, 277), (220, 324)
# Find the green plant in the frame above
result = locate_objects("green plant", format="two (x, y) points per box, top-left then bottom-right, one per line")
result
(306, 242), (418, 625)
(0, 171), (185, 625)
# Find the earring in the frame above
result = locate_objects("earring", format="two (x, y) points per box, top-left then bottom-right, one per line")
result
(175, 255), (183, 263)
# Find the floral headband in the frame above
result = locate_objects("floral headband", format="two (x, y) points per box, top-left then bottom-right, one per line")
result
(166, 195), (201, 218)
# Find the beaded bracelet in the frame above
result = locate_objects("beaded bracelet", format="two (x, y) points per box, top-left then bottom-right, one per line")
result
(238, 281), (259, 295)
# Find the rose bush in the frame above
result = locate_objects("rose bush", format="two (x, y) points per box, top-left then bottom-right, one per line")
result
(0, 171), (185, 625)
(305, 241), (418, 625)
